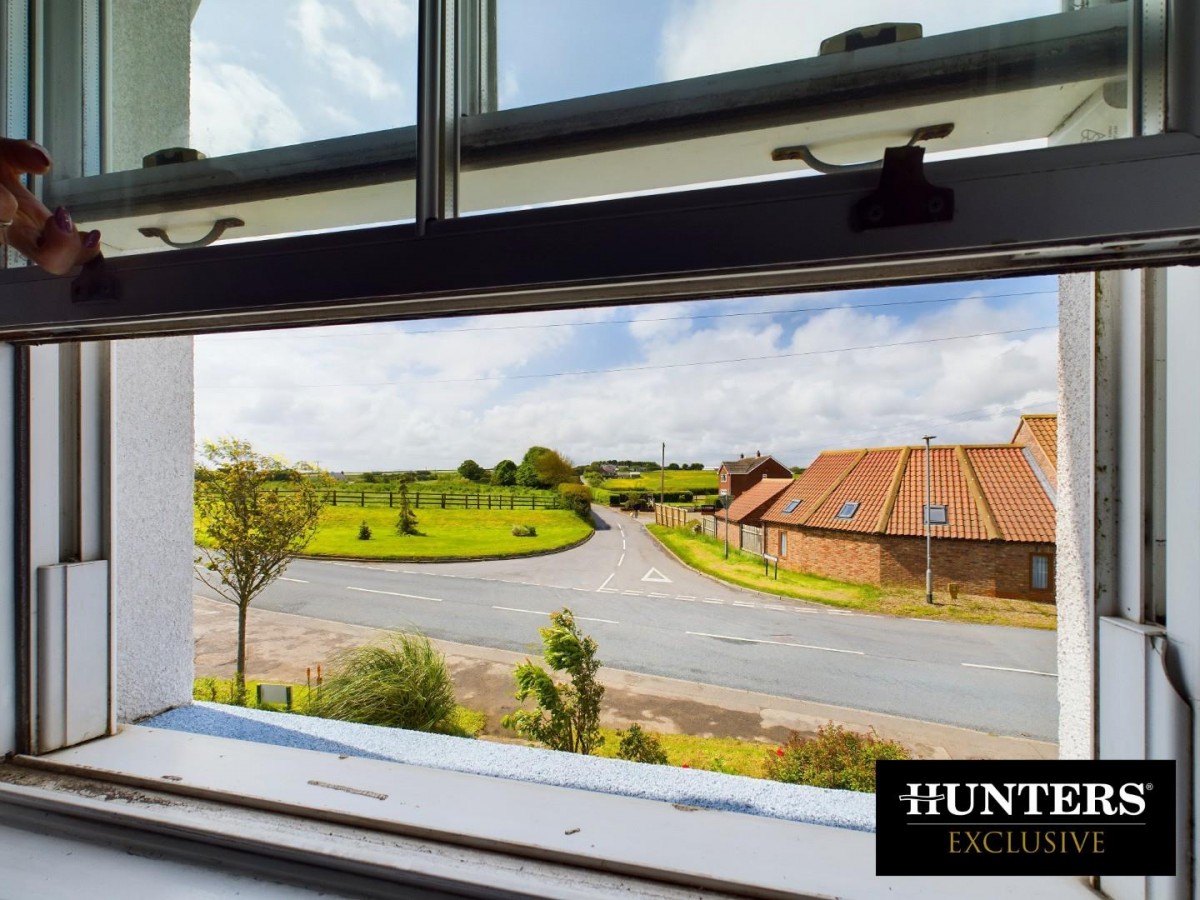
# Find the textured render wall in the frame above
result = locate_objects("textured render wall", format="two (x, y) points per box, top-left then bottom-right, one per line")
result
(113, 339), (195, 721)
(1055, 274), (1095, 759)
(110, 3), (196, 722)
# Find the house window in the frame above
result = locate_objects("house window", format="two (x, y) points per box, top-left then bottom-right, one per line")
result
(720, 472), (727, 482)
(835, 501), (860, 519)
(781, 499), (800, 514)
(780, 532), (788, 556)
(1032, 554), (1053, 591)
(924, 504), (948, 525)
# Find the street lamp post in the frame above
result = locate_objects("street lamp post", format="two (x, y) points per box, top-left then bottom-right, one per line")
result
(923, 435), (936, 605)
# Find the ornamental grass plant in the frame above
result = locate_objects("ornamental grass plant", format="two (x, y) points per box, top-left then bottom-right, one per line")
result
(306, 632), (458, 734)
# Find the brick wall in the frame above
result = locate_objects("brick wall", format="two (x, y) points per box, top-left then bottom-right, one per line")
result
(714, 515), (747, 551)
(770, 524), (1056, 602)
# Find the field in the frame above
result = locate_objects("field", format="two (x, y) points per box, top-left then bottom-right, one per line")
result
(274, 473), (559, 499)
(600, 470), (719, 494)
(302, 507), (592, 560)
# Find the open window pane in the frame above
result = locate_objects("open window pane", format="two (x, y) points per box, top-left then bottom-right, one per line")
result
(470, 0), (1134, 212)
(65, 0), (419, 254)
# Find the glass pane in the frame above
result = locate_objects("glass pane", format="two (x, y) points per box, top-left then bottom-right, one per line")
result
(74, 0), (418, 254)
(1032, 554), (1051, 590)
(470, 0), (1134, 211)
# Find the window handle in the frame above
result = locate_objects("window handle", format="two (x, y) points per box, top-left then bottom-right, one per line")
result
(138, 217), (245, 250)
(772, 123), (954, 174)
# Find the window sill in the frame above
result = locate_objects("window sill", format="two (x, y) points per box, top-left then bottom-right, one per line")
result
(13, 726), (1098, 899)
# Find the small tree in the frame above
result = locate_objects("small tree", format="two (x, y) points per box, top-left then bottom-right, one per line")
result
(395, 478), (419, 535)
(535, 448), (577, 487)
(502, 608), (604, 754)
(457, 459), (486, 482)
(491, 459), (517, 486)
(194, 439), (326, 705)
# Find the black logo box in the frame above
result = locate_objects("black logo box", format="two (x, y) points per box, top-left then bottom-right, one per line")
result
(876, 760), (1175, 876)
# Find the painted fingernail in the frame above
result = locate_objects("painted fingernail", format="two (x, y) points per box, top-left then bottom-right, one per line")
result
(54, 206), (72, 232)
(83, 230), (100, 249)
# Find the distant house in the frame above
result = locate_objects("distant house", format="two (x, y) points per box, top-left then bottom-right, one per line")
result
(712, 478), (793, 552)
(760, 416), (1057, 602)
(599, 464), (619, 477)
(717, 452), (792, 500)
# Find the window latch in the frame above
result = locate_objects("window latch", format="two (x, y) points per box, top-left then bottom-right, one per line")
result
(71, 254), (120, 303)
(850, 145), (954, 231)
(138, 217), (245, 250)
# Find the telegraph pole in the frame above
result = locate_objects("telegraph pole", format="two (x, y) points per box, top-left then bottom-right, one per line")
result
(923, 435), (936, 604)
(661, 442), (665, 507)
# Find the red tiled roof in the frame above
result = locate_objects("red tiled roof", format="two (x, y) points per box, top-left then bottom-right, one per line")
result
(806, 449), (902, 532)
(761, 451), (860, 525)
(761, 421), (1055, 542)
(886, 447), (988, 540)
(967, 447), (1056, 543)
(719, 478), (792, 524)
(1013, 414), (1058, 472)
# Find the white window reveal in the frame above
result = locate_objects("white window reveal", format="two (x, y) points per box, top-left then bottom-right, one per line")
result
(780, 532), (788, 556)
(835, 501), (860, 519)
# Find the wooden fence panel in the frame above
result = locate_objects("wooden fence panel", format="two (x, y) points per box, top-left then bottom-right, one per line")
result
(741, 524), (764, 556)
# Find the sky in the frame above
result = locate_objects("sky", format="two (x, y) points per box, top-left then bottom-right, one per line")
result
(189, 1), (1062, 472)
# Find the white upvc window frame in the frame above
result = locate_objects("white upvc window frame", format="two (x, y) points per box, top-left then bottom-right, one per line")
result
(2, 1), (1199, 897)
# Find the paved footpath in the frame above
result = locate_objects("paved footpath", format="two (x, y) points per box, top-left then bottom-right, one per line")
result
(194, 595), (1056, 761)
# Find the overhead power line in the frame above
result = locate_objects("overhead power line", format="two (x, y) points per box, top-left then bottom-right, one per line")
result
(199, 324), (1057, 391)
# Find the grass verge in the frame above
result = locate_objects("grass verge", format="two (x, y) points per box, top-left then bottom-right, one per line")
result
(193, 677), (487, 738)
(647, 525), (1056, 630)
(594, 728), (773, 778)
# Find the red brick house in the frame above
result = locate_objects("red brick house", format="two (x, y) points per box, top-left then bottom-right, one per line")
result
(717, 453), (792, 500)
(760, 416), (1057, 601)
(713, 477), (792, 551)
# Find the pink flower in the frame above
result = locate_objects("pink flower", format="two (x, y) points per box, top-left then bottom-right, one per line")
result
(682, 764), (689, 768)
(776, 748), (785, 756)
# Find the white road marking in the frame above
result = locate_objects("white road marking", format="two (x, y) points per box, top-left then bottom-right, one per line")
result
(572, 587), (591, 593)
(680, 597), (697, 602)
(346, 587), (442, 602)
(596, 573), (615, 592)
(648, 592), (670, 598)
(676, 595), (696, 600)
(641, 567), (672, 583)
(733, 601), (756, 608)
(962, 663), (1057, 678)
(493, 606), (619, 624)
(622, 540), (626, 550)
(279, 577), (308, 584)
(765, 605), (786, 611)
(702, 599), (724, 605)
(687, 631), (864, 656)
(618, 553), (625, 567)
(623, 590), (644, 596)
(791, 608), (820, 614)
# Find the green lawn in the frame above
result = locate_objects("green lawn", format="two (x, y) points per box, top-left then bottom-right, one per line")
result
(303, 506), (592, 559)
(601, 470), (719, 494)
(646, 525), (1057, 629)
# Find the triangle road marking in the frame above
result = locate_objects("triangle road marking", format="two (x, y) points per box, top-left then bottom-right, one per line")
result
(641, 567), (672, 583)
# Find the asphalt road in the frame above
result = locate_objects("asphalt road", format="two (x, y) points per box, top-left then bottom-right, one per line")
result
(194, 505), (1059, 740)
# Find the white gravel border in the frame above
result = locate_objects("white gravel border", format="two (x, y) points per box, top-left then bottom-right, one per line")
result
(148, 703), (875, 832)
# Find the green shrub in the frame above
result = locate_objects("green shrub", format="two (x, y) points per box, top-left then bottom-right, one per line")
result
(511, 524), (538, 537)
(357, 520), (372, 540)
(502, 609), (604, 754)
(306, 632), (458, 733)
(764, 724), (909, 792)
(616, 723), (668, 765)
(557, 483), (594, 522)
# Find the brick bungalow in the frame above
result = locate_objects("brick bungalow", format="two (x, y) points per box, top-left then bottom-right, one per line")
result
(760, 415), (1057, 601)
(717, 453), (792, 500)
(713, 477), (792, 551)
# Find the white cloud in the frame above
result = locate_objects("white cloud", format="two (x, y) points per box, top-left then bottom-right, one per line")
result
(190, 41), (306, 156)
(659, 0), (1063, 82)
(291, 0), (403, 101)
(194, 290), (1057, 471)
(350, 0), (417, 40)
